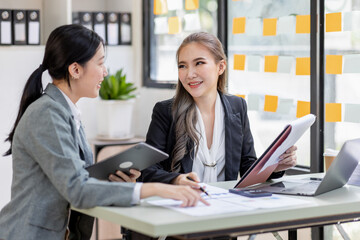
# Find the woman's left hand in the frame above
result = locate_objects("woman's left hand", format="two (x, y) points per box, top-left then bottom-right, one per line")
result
(274, 145), (297, 172)
(108, 169), (141, 183)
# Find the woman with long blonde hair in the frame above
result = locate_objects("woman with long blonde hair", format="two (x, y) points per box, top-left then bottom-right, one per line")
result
(142, 32), (297, 187)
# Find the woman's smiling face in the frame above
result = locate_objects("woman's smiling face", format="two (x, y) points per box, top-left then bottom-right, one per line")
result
(177, 42), (225, 100)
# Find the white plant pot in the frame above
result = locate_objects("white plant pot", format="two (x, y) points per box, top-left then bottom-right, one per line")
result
(96, 99), (135, 139)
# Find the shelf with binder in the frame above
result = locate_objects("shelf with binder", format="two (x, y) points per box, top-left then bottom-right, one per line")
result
(0, 8), (40, 45)
(0, 0), (70, 45)
(71, 0), (132, 45)
(1, 0), (132, 45)
(72, 11), (132, 45)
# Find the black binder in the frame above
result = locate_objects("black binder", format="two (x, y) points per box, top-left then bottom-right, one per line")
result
(120, 13), (131, 45)
(12, 10), (27, 45)
(106, 12), (120, 45)
(72, 12), (93, 30)
(0, 9), (12, 45)
(93, 12), (106, 42)
(27, 10), (40, 45)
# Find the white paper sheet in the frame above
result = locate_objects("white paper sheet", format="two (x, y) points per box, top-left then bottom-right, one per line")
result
(344, 104), (360, 123)
(121, 24), (131, 43)
(247, 94), (261, 111)
(343, 54), (360, 73)
(277, 98), (294, 115)
(184, 13), (201, 31)
(28, 22), (40, 44)
(277, 56), (294, 73)
(147, 184), (310, 216)
(277, 16), (296, 35)
(94, 24), (106, 43)
(343, 11), (360, 31)
(15, 23), (26, 41)
(1, 21), (11, 44)
(167, 0), (183, 10)
(247, 55), (261, 72)
(259, 114), (316, 173)
(246, 18), (262, 36)
(154, 17), (168, 34)
(107, 23), (119, 45)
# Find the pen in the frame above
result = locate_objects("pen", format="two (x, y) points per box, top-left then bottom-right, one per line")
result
(186, 176), (211, 197)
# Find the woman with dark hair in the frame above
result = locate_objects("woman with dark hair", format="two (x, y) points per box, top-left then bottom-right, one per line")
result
(0, 25), (206, 240)
(141, 32), (297, 188)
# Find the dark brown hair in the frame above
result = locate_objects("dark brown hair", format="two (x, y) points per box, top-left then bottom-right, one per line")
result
(4, 24), (104, 156)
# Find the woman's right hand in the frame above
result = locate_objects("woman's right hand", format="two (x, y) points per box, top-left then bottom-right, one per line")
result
(171, 172), (201, 188)
(140, 183), (209, 207)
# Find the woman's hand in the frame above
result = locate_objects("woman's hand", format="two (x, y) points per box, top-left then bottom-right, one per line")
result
(141, 183), (209, 207)
(274, 145), (297, 172)
(172, 172), (201, 188)
(108, 169), (141, 183)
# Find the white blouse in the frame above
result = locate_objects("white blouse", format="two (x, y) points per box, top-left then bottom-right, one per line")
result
(192, 93), (226, 183)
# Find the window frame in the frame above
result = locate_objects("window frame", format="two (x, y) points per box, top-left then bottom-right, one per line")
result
(142, 0), (227, 88)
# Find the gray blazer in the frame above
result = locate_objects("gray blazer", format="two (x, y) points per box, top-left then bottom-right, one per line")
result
(0, 84), (135, 240)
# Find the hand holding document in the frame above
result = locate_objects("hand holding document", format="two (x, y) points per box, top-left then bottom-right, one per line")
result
(234, 114), (316, 188)
(259, 114), (316, 173)
(147, 184), (310, 216)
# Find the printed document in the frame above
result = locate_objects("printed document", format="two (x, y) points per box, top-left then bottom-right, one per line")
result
(147, 184), (310, 216)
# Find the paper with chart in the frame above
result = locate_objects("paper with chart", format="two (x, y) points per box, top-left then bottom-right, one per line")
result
(259, 114), (316, 173)
(147, 184), (310, 216)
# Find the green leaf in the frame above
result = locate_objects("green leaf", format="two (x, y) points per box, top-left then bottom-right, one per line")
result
(98, 68), (137, 100)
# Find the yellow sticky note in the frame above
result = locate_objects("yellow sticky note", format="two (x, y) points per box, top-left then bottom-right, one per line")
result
(296, 101), (310, 118)
(236, 94), (245, 99)
(233, 17), (246, 34)
(326, 12), (342, 32)
(326, 55), (343, 74)
(264, 95), (278, 112)
(264, 56), (279, 72)
(234, 54), (246, 70)
(168, 17), (181, 34)
(296, 57), (310, 75)
(296, 15), (310, 34)
(185, 0), (199, 10)
(263, 18), (277, 36)
(326, 103), (342, 122)
(154, 0), (168, 15)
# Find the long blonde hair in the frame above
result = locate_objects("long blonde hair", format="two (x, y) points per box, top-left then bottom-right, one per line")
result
(171, 32), (227, 172)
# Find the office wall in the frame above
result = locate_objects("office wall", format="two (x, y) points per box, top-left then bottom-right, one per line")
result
(0, 0), (175, 209)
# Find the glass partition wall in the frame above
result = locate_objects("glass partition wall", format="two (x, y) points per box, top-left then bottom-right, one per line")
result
(227, 0), (312, 168)
(324, 1), (360, 153)
(323, 0), (360, 238)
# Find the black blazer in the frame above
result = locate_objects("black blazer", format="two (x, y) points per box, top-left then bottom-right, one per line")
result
(141, 93), (283, 183)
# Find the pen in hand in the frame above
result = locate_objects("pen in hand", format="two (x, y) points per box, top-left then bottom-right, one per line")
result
(186, 176), (211, 197)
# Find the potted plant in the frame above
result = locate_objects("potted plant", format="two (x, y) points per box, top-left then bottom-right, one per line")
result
(96, 69), (137, 139)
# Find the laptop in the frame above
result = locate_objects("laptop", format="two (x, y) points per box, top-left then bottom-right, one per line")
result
(234, 114), (316, 188)
(247, 138), (360, 196)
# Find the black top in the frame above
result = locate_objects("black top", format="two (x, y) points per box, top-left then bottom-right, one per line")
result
(141, 92), (284, 183)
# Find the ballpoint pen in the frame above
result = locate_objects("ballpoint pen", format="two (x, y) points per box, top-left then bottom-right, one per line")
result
(186, 176), (211, 197)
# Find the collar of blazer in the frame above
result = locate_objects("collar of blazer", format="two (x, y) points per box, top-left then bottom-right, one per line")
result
(44, 83), (73, 115)
(44, 83), (93, 165)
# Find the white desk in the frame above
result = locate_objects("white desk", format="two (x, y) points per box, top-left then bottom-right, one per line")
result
(73, 174), (360, 239)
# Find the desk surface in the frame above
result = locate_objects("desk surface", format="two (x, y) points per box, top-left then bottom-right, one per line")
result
(73, 174), (360, 238)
